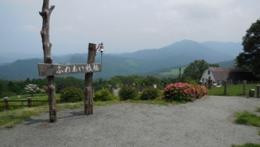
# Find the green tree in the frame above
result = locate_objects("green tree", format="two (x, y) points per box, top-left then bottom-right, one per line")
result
(0, 82), (3, 97)
(183, 60), (210, 81)
(7, 81), (22, 94)
(94, 78), (108, 90)
(209, 64), (219, 67)
(141, 76), (160, 87)
(237, 19), (260, 77)
(55, 77), (84, 93)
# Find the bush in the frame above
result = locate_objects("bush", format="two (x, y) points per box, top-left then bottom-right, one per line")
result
(60, 87), (84, 103)
(94, 88), (115, 101)
(24, 84), (40, 96)
(119, 86), (138, 100)
(140, 88), (160, 100)
(164, 82), (207, 101)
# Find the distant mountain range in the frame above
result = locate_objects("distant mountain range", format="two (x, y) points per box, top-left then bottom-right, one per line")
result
(0, 40), (241, 80)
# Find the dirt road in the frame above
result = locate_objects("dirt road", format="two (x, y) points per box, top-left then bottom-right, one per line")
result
(1, 96), (259, 147)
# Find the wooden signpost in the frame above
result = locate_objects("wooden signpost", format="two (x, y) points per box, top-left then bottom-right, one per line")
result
(38, 0), (102, 122)
(38, 63), (101, 76)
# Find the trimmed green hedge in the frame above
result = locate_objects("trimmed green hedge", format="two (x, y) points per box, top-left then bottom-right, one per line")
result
(140, 88), (160, 100)
(119, 86), (138, 100)
(94, 88), (115, 101)
(60, 87), (84, 103)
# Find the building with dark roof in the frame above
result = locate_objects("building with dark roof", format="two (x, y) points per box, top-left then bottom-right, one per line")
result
(200, 67), (256, 85)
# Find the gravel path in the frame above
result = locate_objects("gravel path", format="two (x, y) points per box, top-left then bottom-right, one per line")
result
(1, 96), (260, 147)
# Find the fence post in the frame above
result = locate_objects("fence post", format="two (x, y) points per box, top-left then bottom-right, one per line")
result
(27, 97), (32, 107)
(208, 77), (212, 89)
(242, 80), (247, 96)
(249, 89), (255, 98)
(4, 97), (9, 111)
(256, 85), (260, 98)
(223, 81), (227, 96)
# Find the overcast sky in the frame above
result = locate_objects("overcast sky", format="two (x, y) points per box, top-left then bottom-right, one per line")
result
(0, 0), (259, 58)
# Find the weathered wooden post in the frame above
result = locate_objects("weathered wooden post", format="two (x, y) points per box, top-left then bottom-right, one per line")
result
(37, 1), (102, 122)
(223, 81), (227, 96)
(256, 85), (260, 98)
(84, 43), (97, 115)
(39, 0), (56, 122)
(3, 97), (9, 111)
(27, 97), (32, 107)
(242, 80), (247, 96)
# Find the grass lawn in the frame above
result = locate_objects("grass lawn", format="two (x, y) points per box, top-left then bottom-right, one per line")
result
(235, 111), (260, 127)
(233, 109), (260, 147)
(0, 98), (172, 128)
(232, 144), (260, 147)
(0, 102), (81, 128)
(0, 100), (123, 128)
(208, 84), (259, 96)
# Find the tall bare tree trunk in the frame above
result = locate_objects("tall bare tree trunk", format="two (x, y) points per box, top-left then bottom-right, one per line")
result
(39, 0), (56, 122)
(84, 43), (97, 115)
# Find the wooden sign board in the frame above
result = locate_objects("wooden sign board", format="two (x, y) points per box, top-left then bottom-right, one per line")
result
(38, 63), (102, 76)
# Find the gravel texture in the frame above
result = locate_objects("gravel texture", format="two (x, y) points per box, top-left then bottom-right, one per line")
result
(1, 96), (260, 147)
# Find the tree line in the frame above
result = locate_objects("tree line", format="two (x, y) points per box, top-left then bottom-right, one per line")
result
(0, 59), (221, 98)
(0, 77), (84, 98)
(0, 76), (179, 98)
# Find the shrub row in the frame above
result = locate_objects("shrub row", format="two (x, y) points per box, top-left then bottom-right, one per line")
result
(119, 86), (160, 100)
(94, 88), (115, 101)
(164, 82), (208, 101)
(60, 87), (84, 103)
(60, 83), (207, 103)
(60, 86), (161, 103)
(119, 86), (138, 100)
(140, 88), (160, 100)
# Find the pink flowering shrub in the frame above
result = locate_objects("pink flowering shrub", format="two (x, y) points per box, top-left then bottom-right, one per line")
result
(164, 82), (208, 101)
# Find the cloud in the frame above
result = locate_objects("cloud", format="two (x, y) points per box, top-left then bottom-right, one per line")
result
(0, 0), (260, 55)
(23, 25), (38, 32)
(171, 3), (219, 20)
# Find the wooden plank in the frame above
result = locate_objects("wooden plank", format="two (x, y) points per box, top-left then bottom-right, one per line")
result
(38, 63), (102, 76)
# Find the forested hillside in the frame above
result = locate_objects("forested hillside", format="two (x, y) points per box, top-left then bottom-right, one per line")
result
(0, 40), (240, 80)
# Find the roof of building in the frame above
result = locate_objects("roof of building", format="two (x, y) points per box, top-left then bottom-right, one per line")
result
(209, 67), (230, 81)
(208, 67), (256, 81)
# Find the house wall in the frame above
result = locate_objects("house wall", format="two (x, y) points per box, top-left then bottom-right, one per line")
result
(200, 69), (216, 84)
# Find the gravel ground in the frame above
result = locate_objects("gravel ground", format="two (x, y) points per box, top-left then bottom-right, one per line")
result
(1, 96), (260, 147)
